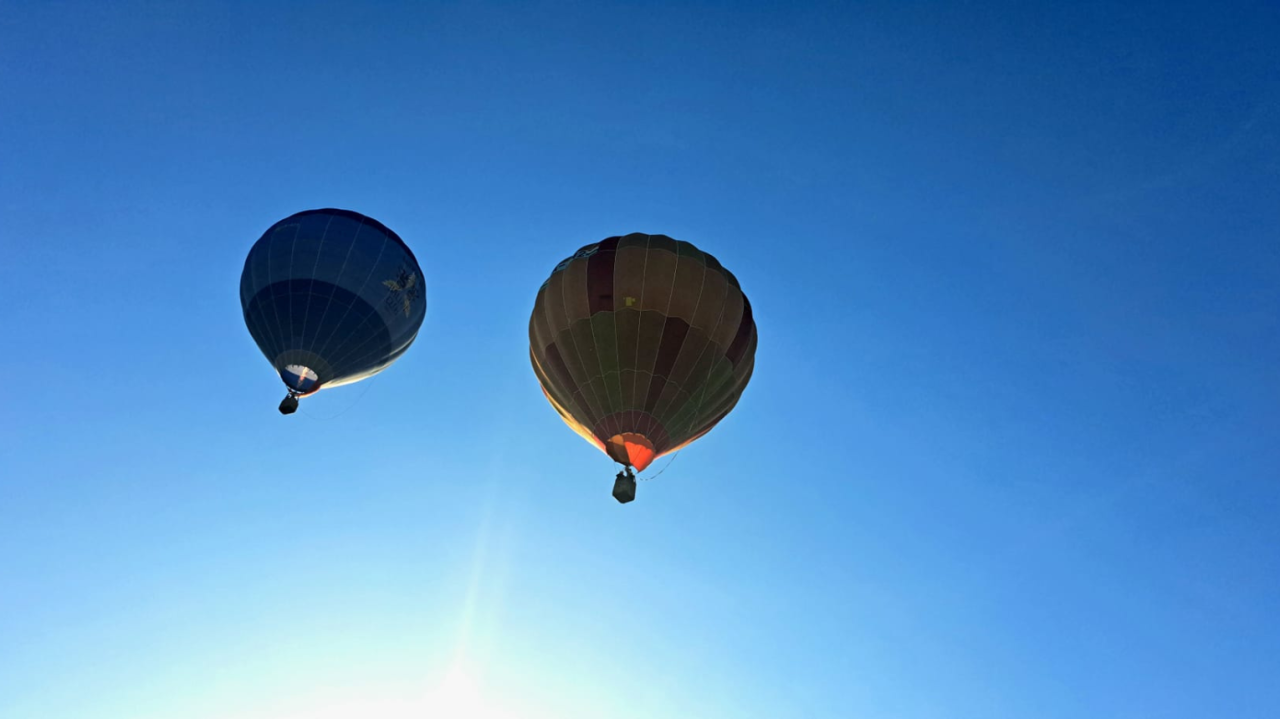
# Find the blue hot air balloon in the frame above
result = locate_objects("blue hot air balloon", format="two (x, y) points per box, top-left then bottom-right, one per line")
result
(240, 209), (427, 414)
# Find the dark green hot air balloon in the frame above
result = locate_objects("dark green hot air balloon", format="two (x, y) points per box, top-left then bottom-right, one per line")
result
(529, 233), (757, 502)
(240, 209), (427, 414)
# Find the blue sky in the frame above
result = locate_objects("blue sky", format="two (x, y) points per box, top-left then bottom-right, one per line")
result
(2, 1), (1278, 717)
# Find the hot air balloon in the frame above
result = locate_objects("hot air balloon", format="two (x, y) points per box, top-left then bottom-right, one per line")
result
(240, 208), (426, 414)
(529, 233), (757, 503)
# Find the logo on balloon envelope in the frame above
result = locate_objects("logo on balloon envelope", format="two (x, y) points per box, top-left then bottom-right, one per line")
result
(381, 267), (420, 317)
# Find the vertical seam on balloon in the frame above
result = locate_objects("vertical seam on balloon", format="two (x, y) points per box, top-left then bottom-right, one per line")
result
(245, 234), (269, 363)
(531, 305), (577, 427)
(696, 280), (747, 425)
(583, 241), (620, 442)
(286, 220), (299, 356)
(537, 277), (580, 427)
(298, 212), (336, 360)
(708, 345), (754, 420)
(642, 243), (681, 443)
(702, 294), (751, 415)
(323, 311), (383, 373)
(674, 274), (731, 444)
(583, 258), (613, 440)
(303, 219), (359, 373)
(323, 296), (393, 373)
(264, 226), (288, 368)
(296, 213), (333, 363)
(315, 279), (380, 372)
(693, 311), (733, 434)
(557, 268), (593, 425)
(628, 235), (652, 432)
(658, 248), (707, 420)
(608, 247), (624, 442)
(651, 246), (708, 432)
(559, 257), (605, 432)
(271, 227), (297, 366)
(544, 264), (596, 433)
(314, 234), (391, 372)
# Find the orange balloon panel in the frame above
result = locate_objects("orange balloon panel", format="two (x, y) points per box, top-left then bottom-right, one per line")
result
(529, 234), (757, 469)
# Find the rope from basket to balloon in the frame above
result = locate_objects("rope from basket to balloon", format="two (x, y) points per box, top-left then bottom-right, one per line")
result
(639, 452), (679, 481)
(300, 375), (377, 421)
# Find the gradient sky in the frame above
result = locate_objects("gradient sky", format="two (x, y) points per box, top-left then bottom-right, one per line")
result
(2, 2), (1278, 718)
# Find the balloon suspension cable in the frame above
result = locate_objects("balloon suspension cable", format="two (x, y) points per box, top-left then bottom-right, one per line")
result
(300, 375), (377, 421)
(638, 452), (679, 481)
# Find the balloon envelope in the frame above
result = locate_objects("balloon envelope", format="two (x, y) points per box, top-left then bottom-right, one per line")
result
(240, 208), (426, 397)
(529, 233), (757, 471)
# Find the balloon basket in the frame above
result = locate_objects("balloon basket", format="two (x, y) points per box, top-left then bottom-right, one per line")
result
(612, 470), (637, 504)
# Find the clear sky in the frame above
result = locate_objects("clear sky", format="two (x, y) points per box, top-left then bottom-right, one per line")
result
(2, 2), (1278, 718)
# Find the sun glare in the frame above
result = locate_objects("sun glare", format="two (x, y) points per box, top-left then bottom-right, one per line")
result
(421, 665), (507, 719)
(239, 663), (521, 719)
